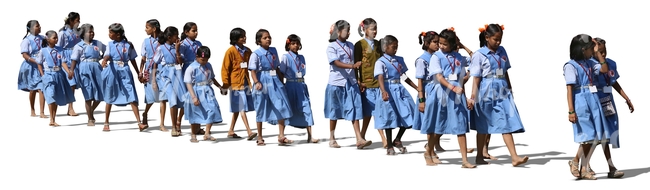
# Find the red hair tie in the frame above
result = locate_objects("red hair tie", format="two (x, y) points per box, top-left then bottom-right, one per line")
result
(329, 24), (335, 34)
(448, 27), (455, 31)
(500, 24), (505, 30)
(478, 24), (489, 32)
(421, 31), (426, 36)
(360, 21), (364, 28)
(286, 39), (290, 44)
(201, 52), (205, 58)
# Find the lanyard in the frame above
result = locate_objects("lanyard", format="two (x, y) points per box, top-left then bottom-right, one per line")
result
(490, 53), (502, 69)
(335, 41), (352, 62)
(185, 38), (197, 53)
(288, 52), (301, 71)
(578, 60), (593, 85)
(446, 54), (457, 73)
(115, 42), (125, 62)
(200, 65), (210, 81)
(147, 38), (159, 70)
(263, 51), (275, 69)
(48, 48), (59, 67)
(162, 43), (175, 63)
(384, 55), (401, 75)
(32, 37), (41, 51)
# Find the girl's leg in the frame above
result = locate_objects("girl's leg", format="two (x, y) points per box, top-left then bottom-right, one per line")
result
(29, 90), (37, 116)
(602, 143), (623, 178)
(475, 134), (489, 165)
(228, 112), (239, 135)
(502, 133), (528, 166)
(67, 87), (78, 116)
(255, 122), (264, 145)
(306, 126), (319, 143)
(329, 120), (339, 148)
(569, 145), (583, 177)
(385, 129), (395, 155)
(352, 120), (371, 148)
(392, 127), (408, 153)
(579, 143), (598, 179)
(458, 134), (476, 168)
(48, 103), (59, 126)
(131, 102), (147, 131)
(434, 134), (445, 151)
(278, 119), (293, 145)
(203, 123), (216, 141)
(85, 100), (94, 126)
(143, 103), (157, 129)
(103, 104), (112, 131)
(424, 134), (438, 165)
(159, 101), (167, 130)
(377, 129), (387, 148)
(170, 107), (178, 133)
(360, 116), (371, 139)
(38, 90), (47, 118)
(190, 124), (199, 143)
(177, 108), (184, 133)
(483, 134), (496, 159)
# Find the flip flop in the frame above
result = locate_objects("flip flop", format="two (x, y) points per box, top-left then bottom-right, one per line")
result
(228, 133), (242, 138)
(247, 133), (258, 140)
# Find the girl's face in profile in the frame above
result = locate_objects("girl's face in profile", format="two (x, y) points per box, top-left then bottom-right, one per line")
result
(486, 32), (502, 49)
(428, 36), (439, 52)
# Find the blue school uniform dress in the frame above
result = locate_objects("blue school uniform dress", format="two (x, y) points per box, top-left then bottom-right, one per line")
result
(420, 51), (470, 135)
(324, 39), (363, 121)
(154, 43), (186, 108)
(411, 51), (434, 131)
(593, 57), (620, 148)
(140, 37), (160, 104)
(58, 25), (82, 88)
(564, 59), (607, 144)
(101, 40), (139, 106)
(228, 45), (255, 113)
(279, 51), (314, 127)
(180, 38), (203, 73)
(373, 54), (417, 129)
(248, 47), (293, 124)
(70, 40), (105, 101)
(37, 46), (76, 106)
(18, 34), (45, 91)
(183, 61), (223, 124)
(469, 46), (524, 134)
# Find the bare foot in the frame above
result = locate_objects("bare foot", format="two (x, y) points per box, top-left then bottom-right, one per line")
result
(68, 111), (79, 116)
(40, 114), (48, 118)
(49, 122), (60, 127)
(465, 148), (475, 153)
(382, 142), (388, 149)
(483, 154), (498, 160)
(431, 156), (443, 164)
(475, 157), (490, 165)
(87, 120), (95, 126)
(103, 124), (110, 132)
(512, 156), (529, 167)
(307, 137), (320, 143)
(461, 162), (477, 168)
(31, 111), (37, 117)
(159, 126), (168, 132)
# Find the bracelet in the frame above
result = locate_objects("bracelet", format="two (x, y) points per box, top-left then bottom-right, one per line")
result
(255, 81), (261, 85)
(451, 86), (456, 91)
(418, 98), (425, 103)
(568, 111), (575, 114)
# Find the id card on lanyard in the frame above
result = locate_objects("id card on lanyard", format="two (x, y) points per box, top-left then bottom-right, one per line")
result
(264, 52), (276, 76)
(578, 61), (597, 93)
(384, 55), (405, 81)
(446, 55), (459, 81)
(48, 48), (60, 68)
(491, 54), (504, 76)
(288, 52), (303, 78)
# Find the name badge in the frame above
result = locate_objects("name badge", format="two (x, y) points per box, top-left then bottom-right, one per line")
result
(296, 72), (303, 78)
(448, 74), (458, 81)
(240, 62), (248, 68)
(175, 64), (182, 70)
(496, 68), (504, 76)
(603, 86), (613, 94)
(589, 85), (597, 93)
(269, 70), (277, 76)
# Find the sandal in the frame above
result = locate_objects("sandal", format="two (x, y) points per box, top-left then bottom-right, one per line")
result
(102, 124), (110, 132)
(580, 170), (597, 180)
(589, 167), (596, 175)
(190, 135), (198, 143)
(171, 130), (180, 137)
(197, 128), (205, 135)
(256, 139), (266, 146)
(307, 137), (320, 143)
(138, 123), (148, 132)
(228, 133), (242, 138)
(393, 140), (407, 154)
(387, 148), (397, 155)
(607, 170), (624, 178)
(356, 140), (372, 149)
(461, 162), (477, 168)
(329, 141), (341, 148)
(87, 120), (95, 126)
(247, 132), (258, 140)
(424, 143), (439, 159)
(568, 160), (580, 177)
(278, 137), (294, 146)
(204, 135), (217, 141)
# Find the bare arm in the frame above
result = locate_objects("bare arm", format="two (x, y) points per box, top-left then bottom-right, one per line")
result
(405, 78), (418, 90)
(471, 77), (481, 100)
(566, 85), (575, 114)
(22, 53), (36, 64)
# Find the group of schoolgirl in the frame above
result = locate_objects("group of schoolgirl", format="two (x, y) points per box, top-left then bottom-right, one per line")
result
(326, 19), (529, 169)
(17, 12), (318, 144)
(16, 12), (635, 175)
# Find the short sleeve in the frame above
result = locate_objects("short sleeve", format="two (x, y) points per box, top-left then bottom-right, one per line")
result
(128, 44), (137, 60)
(183, 64), (196, 83)
(104, 43), (112, 58)
(591, 61), (602, 75)
(153, 46), (163, 64)
(140, 40), (147, 57)
(373, 59), (385, 77)
(248, 52), (259, 70)
(70, 44), (83, 62)
(62, 51), (71, 64)
(20, 39), (30, 54)
(469, 52), (484, 77)
(429, 54), (443, 74)
(326, 44), (338, 65)
(414, 58), (427, 79)
(56, 32), (65, 47)
(399, 58), (408, 74)
(563, 64), (577, 85)
(35, 50), (44, 65)
(273, 52), (281, 69)
(279, 54), (288, 74)
(461, 55), (469, 67)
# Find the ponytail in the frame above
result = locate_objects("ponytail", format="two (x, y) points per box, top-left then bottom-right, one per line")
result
(357, 21), (364, 37)
(478, 23), (504, 48)
(357, 18), (377, 38)
(479, 31), (487, 47)
(157, 32), (167, 44)
(418, 32), (424, 45)
(180, 32), (187, 41)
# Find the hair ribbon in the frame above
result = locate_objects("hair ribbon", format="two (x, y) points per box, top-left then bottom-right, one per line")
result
(421, 31), (426, 36)
(329, 24), (335, 34)
(286, 39), (290, 44)
(201, 52), (205, 58)
(448, 27), (455, 31)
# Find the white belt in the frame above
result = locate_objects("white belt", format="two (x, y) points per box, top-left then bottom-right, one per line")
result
(164, 64), (176, 67)
(112, 61), (125, 67)
(44, 66), (60, 72)
(82, 58), (99, 62)
(63, 47), (73, 50)
(422, 80), (433, 84)
(286, 78), (304, 83)
(484, 75), (505, 79)
(386, 79), (400, 84)
(195, 81), (212, 86)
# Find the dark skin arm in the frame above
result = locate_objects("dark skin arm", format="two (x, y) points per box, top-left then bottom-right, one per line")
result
(567, 85), (576, 123)
(612, 81), (634, 113)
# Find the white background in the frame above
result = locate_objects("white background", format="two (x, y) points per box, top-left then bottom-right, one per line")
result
(2, 0), (649, 189)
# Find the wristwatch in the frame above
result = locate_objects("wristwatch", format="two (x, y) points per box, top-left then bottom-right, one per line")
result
(418, 98), (425, 103)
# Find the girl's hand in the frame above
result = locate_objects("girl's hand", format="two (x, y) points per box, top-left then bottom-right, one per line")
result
(220, 87), (228, 95)
(418, 102), (425, 113)
(68, 70), (74, 79)
(626, 99), (634, 113)
(255, 82), (262, 90)
(101, 60), (108, 68)
(353, 61), (362, 69)
(382, 91), (389, 101)
(466, 98), (475, 110)
(568, 113), (576, 123)
(593, 39), (600, 52)
(452, 86), (463, 94)
(193, 97), (200, 106)
(175, 39), (182, 48)
(359, 82), (366, 93)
